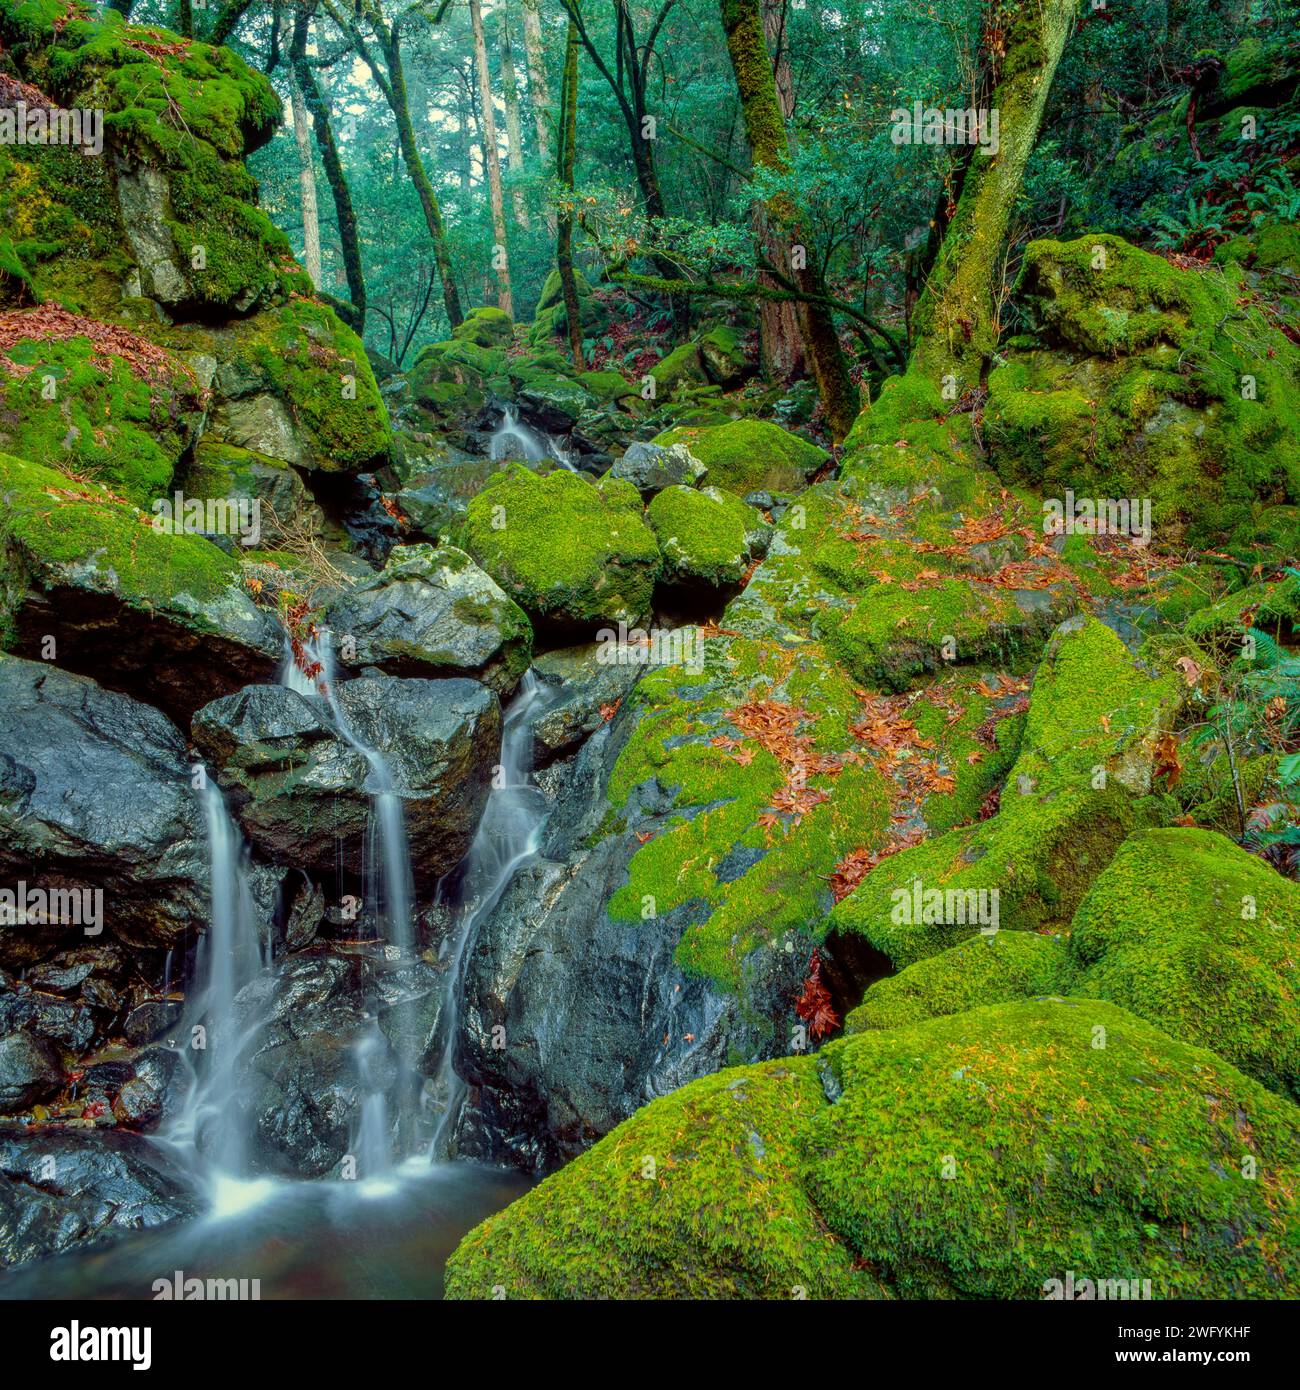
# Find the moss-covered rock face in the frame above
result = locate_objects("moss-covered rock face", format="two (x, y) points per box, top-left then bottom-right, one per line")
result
(448, 998), (1300, 1299)
(0, 308), (202, 506)
(829, 615), (1184, 968)
(452, 306), (514, 349)
(529, 266), (610, 346)
(463, 465), (661, 631)
(697, 325), (752, 388)
(653, 419), (830, 497)
(647, 485), (770, 592)
(0, 450), (280, 718)
(984, 234), (1300, 553)
(1, 7), (294, 316)
(1069, 827), (1300, 1102)
(845, 930), (1070, 1032)
(649, 342), (707, 396)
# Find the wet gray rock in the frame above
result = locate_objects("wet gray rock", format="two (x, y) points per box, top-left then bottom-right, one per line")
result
(0, 1127), (200, 1268)
(0, 973), (95, 1054)
(192, 675), (501, 890)
(529, 644), (645, 766)
(214, 948), (445, 1178)
(0, 658), (208, 967)
(609, 441), (707, 497)
(328, 544), (532, 695)
(0, 1032), (63, 1114)
(111, 1048), (183, 1131)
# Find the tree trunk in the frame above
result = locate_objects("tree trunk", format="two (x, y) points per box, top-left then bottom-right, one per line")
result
(755, 0), (803, 381)
(909, 0), (1079, 386)
(499, 4), (531, 230)
(520, 0), (552, 164)
(292, 9), (365, 331)
(470, 0), (514, 318)
(383, 22), (464, 328)
(556, 18), (584, 365)
(719, 0), (857, 439)
(289, 74), (322, 288)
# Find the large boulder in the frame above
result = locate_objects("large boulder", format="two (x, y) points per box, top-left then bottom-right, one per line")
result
(697, 325), (753, 388)
(0, 1031), (62, 1113)
(191, 676), (501, 890)
(0, 655), (207, 965)
(463, 466), (660, 633)
(647, 485), (771, 593)
(327, 543), (532, 696)
(0, 452), (282, 721)
(1069, 827), (1300, 1102)
(652, 419), (830, 497)
(609, 441), (707, 497)
(985, 235), (1300, 552)
(447, 999), (1300, 1299)
(452, 306), (514, 349)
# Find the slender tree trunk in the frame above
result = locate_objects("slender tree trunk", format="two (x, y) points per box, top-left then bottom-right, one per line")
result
(719, 0), (857, 439)
(910, 0), (1079, 386)
(382, 21), (464, 327)
(556, 18), (584, 365)
(209, 1), (253, 46)
(289, 74), (322, 288)
(176, 0), (193, 38)
(499, 4), (531, 230)
(755, 0), (803, 381)
(520, 0), (552, 164)
(470, 0), (514, 317)
(292, 9), (365, 330)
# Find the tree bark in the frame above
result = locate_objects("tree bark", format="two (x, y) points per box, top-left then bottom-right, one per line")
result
(755, 0), (803, 381)
(470, 0), (514, 317)
(520, 0), (552, 164)
(909, 0), (1080, 386)
(556, 18), (584, 365)
(291, 7), (366, 331)
(499, 4), (531, 229)
(719, 0), (857, 439)
(289, 73), (322, 289)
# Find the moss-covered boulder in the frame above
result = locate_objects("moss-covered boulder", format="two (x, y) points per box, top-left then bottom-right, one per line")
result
(529, 266), (610, 345)
(697, 325), (752, 388)
(647, 485), (770, 593)
(1069, 827), (1300, 1102)
(649, 342), (707, 397)
(463, 465), (660, 631)
(830, 615), (1184, 967)
(406, 339), (500, 423)
(0, 451), (280, 719)
(448, 998), (1300, 1299)
(985, 235), (1300, 551)
(178, 439), (314, 533)
(0, 307), (203, 506)
(452, 306), (514, 349)
(845, 930), (1070, 1032)
(653, 419), (829, 497)
(326, 543), (532, 695)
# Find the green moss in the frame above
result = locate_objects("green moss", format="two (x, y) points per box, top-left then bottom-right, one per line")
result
(0, 325), (200, 506)
(845, 931), (1071, 1032)
(449, 997), (1300, 1300)
(649, 342), (706, 396)
(463, 465), (660, 629)
(0, 449), (241, 617)
(647, 485), (766, 589)
(1069, 827), (1300, 1101)
(654, 419), (829, 497)
(830, 617), (1184, 967)
(452, 306), (514, 348)
(984, 235), (1300, 550)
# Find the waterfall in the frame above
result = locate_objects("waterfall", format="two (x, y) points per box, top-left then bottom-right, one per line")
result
(282, 630), (415, 958)
(427, 672), (559, 1157)
(352, 1023), (394, 1185)
(489, 406), (578, 471)
(170, 776), (265, 1183)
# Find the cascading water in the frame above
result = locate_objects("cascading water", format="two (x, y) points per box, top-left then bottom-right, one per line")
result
(168, 776), (266, 1190)
(489, 405), (578, 471)
(426, 672), (561, 1157)
(282, 629), (415, 958)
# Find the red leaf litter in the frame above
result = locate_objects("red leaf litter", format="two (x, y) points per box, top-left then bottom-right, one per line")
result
(794, 948), (840, 1039)
(0, 306), (198, 388)
(0, 72), (59, 111)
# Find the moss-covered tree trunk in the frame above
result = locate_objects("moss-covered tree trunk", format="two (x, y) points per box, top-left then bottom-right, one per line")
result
(291, 8), (366, 332)
(381, 20), (464, 328)
(556, 18), (585, 365)
(910, 0), (1080, 387)
(719, 0), (857, 439)
(471, 0), (514, 318)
